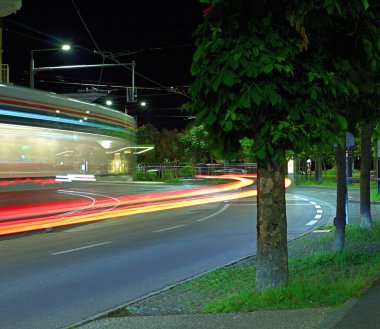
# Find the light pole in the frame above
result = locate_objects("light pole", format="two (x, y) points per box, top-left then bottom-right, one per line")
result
(30, 44), (71, 88)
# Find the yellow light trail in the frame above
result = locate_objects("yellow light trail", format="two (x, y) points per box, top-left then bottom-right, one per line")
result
(0, 174), (291, 236)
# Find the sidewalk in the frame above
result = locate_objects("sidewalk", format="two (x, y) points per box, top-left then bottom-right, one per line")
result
(75, 280), (380, 329)
(320, 278), (380, 329)
(76, 308), (333, 329)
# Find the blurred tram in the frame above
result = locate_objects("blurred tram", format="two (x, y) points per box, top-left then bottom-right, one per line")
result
(0, 83), (137, 179)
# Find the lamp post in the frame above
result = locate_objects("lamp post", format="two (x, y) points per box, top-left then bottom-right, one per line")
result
(30, 44), (71, 88)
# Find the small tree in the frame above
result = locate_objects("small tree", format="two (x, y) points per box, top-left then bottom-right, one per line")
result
(179, 125), (210, 164)
(137, 123), (160, 164)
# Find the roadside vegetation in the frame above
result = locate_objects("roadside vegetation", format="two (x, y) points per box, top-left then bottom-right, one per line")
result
(294, 168), (359, 187)
(295, 168), (380, 202)
(185, 223), (380, 313)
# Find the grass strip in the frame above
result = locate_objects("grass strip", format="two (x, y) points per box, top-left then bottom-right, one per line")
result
(190, 223), (380, 313)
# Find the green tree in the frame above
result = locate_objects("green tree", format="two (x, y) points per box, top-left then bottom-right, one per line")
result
(179, 125), (210, 164)
(190, 0), (347, 290)
(158, 128), (183, 164)
(357, 89), (380, 229)
(312, 1), (380, 241)
(240, 137), (255, 163)
(137, 123), (160, 164)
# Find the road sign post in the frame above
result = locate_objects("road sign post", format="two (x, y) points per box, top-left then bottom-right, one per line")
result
(346, 133), (354, 185)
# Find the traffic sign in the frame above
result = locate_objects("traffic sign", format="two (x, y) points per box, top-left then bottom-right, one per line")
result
(346, 133), (354, 148)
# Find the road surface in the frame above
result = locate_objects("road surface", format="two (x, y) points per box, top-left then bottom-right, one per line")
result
(0, 183), (323, 328)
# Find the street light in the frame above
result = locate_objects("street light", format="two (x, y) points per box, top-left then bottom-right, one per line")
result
(30, 44), (71, 88)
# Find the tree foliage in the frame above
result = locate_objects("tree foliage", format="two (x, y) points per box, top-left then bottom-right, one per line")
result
(190, 0), (350, 164)
(137, 124), (210, 165)
(179, 125), (210, 164)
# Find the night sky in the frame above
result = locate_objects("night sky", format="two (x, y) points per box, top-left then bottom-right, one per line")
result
(3, 0), (205, 129)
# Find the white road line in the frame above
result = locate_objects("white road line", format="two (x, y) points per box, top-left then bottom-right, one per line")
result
(153, 224), (186, 233)
(316, 209), (323, 213)
(196, 203), (230, 222)
(287, 203), (315, 206)
(314, 214), (322, 219)
(291, 196), (309, 201)
(51, 241), (112, 255)
(315, 205), (321, 209)
(306, 220), (318, 226)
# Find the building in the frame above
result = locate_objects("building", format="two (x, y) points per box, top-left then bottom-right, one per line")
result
(0, 83), (137, 179)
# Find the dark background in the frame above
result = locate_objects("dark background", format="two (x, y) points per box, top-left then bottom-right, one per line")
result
(3, 0), (205, 129)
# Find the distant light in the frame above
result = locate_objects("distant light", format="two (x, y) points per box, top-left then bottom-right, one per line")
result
(106, 100), (113, 106)
(98, 140), (113, 149)
(61, 44), (71, 51)
(140, 101), (147, 107)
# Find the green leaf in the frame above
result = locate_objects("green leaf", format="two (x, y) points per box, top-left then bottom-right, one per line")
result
(274, 64), (283, 73)
(362, 0), (369, 10)
(255, 143), (266, 160)
(252, 88), (263, 106)
(211, 74), (222, 92)
(289, 108), (301, 121)
(263, 63), (274, 74)
(224, 120), (233, 132)
(233, 51), (242, 62)
(222, 70), (235, 87)
(240, 89), (251, 108)
(228, 56), (239, 70)
(270, 92), (281, 106)
(205, 112), (217, 125)
(307, 72), (315, 82)
(311, 88), (317, 100)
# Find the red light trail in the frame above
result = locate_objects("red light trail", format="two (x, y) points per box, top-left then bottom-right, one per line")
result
(0, 174), (291, 236)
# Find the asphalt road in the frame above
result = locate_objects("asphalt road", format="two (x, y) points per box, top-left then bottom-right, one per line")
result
(0, 183), (321, 329)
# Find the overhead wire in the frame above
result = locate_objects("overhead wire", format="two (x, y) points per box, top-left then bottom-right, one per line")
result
(71, 0), (104, 84)
(5, 11), (193, 100)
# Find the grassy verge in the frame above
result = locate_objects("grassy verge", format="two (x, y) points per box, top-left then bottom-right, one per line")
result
(185, 223), (380, 313)
(371, 189), (380, 202)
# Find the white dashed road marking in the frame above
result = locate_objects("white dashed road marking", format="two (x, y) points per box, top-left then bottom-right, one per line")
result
(293, 195), (323, 227)
(51, 241), (112, 255)
(153, 224), (186, 233)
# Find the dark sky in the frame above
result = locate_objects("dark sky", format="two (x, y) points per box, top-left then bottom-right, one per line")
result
(3, 0), (205, 129)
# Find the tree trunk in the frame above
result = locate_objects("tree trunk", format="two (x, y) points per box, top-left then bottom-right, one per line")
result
(333, 143), (346, 251)
(256, 155), (288, 291)
(360, 123), (373, 229)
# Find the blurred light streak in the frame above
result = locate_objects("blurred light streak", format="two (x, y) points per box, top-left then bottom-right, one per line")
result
(55, 174), (96, 182)
(0, 174), (291, 236)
